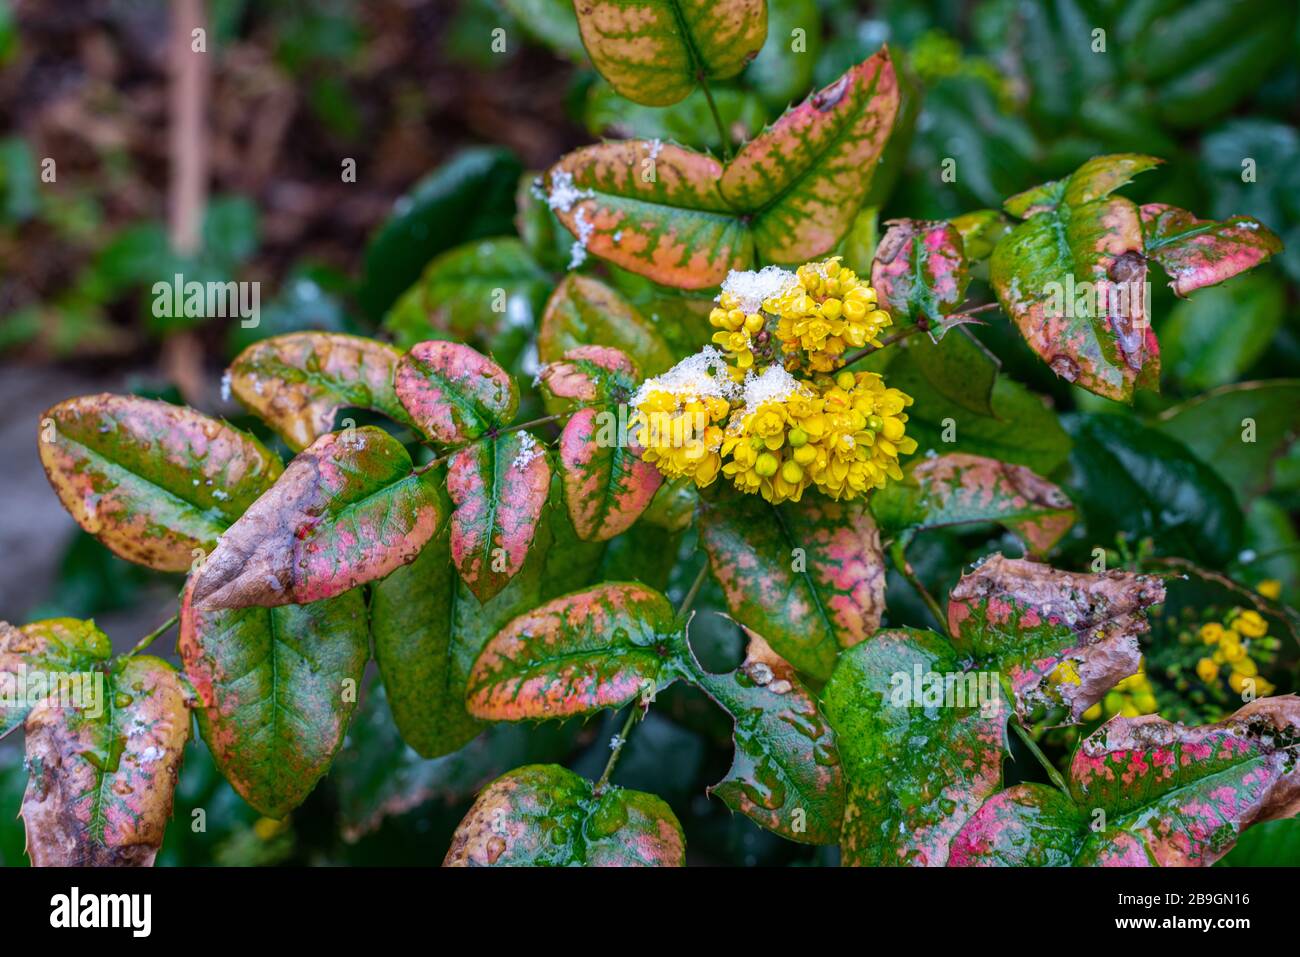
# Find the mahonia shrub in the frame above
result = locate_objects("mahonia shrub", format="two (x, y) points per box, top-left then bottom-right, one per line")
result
(6, 1), (1298, 868)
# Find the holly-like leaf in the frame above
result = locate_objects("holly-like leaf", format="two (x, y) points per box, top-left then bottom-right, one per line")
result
(38, 394), (283, 572)
(539, 344), (639, 403)
(572, 0), (767, 107)
(720, 48), (899, 264)
(544, 141), (750, 289)
(443, 763), (685, 866)
(1, 618), (111, 739)
(870, 218), (969, 330)
(179, 581), (368, 819)
(897, 329), (1001, 418)
(991, 154), (1161, 401)
(21, 656), (191, 866)
(538, 275), (675, 375)
(466, 582), (679, 720)
(948, 554), (1164, 723)
(950, 210), (1012, 262)
(822, 627), (1006, 866)
(1140, 203), (1282, 297)
(1156, 379), (1300, 504)
(189, 427), (442, 609)
(225, 333), (414, 452)
(395, 340), (518, 444)
(370, 509), (552, 759)
(951, 697), (1300, 867)
(685, 624), (843, 844)
(870, 453), (1075, 554)
(697, 488), (886, 681)
(446, 430), (552, 602)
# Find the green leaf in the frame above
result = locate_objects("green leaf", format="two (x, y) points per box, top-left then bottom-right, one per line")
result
(870, 452), (1075, 554)
(395, 340), (519, 444)
(179, 582), (369, 819)
(226, 333), (414, 451)
(951, 697), (1300, 866)
(358, 148), (521, 320)
(21, 656), (192, 866)
(39, 394), (284, 572)
(1140, 203), (1282, 297)
(465, 582), (679, 720)
(950, 209), (1012, 262)
(1063, 413), (1244, 566)
(991, 154), (1162, 401)
(870, 218), (969, 330)
(371, 509), (554, 759)
(685, 624), (843, 844)
(190, 427), (443, 608)
(1160, 273), (1285, 392)
(501, 0), (586, 60)
(1156, 380), (1300, 504)
(381, 238), (552, 354)
(544, 140), (751, 289)
(573, 0), (767, 107)
(898, 328), (1000, 418)
(743, 0), (820, 110)
(538, 274), (675, 375)
(444, 764), (685, 866)
(887, 360), (1072, 475)
(721, 48), (900, 265)
(584, 81), (768, 154)
(0, 618), (111, 738)
(697, 487), (886, 681)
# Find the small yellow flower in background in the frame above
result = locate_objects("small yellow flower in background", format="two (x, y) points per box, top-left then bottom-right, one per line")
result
(1098, 663), (1158, 719)
(763, 258), (892, 373)
(1257, 579), (1282, 600)
(1196, 657), (1220, 683)
(1081, 702), (1102, 722)
(1199, 622), (1224, 645)
(1048, 659), (1081, 685)
(1232, 609), (1268, 638)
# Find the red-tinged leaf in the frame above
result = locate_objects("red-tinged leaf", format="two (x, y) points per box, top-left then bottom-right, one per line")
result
(687, 625), (843, 844)
(822, 628), (1007, 866)
(946, 554), (1166, 723)
(370, 510), (553, 758)
(698, 488), (886, 681)
(539, 345), (640, 402)
(538, 274), (675, 377)
(559, 407), (662, 541)
(395, 340), (517, 444)
(179, 579), (369, 818)
(870, 453), (1075, 554)
(38, 394), (283, 572)
(1140, 202), (1283, 297)
(443, 763), (685, 866)
(720, 48), (900, 264)
(991, 154), (1162, 401)
(1, 618), (111, 739)
(190, 427), (442, 609)
(447, 431), (552, 602)
(465, 582), (679, 720)
(21, 656), (192, 866)
(226, 333), (414, 452)
(951, 697), (1300, 867)
(545, 141), (752, 289)
(573, 0), (767, 107)
(871, 218), (969, 330)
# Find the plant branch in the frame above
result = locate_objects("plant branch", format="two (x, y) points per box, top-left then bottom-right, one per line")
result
(697, 71), (732, 161)
(839, 304), (997, 369)
(1010, 719), (1069, 796)
(889, 540), (948, 636)
(594, 703), (642, 795)
(128, 613), (180, 658)
(413, 412), (569, 476)
(675, 561), (710, 623)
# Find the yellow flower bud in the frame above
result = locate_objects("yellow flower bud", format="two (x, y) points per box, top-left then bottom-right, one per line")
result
(1195, 658), (1219, 683)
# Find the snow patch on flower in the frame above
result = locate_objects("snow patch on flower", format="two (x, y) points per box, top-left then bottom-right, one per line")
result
(631, 346), (738, 407)
(512, 431), (544, 470)
(719, 266), (798, 313)
(741, 363), (802, 410)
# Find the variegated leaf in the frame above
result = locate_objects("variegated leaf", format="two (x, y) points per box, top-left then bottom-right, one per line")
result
(395, 340), (518, 444)
(38, 394), (282, 572)
(190, 427), (443, 609)
(871, 218), (969, 330)
(1, 618), (111, 739)
(444, 763), (685, 866)
(697, 488), (885, 681)
(179, 580), (368, 818)
(446, 430), (552, 602)
(991, 154), (1161, 401)
(226, 333), (414, 452)
(465, 582), (679, 720)
(573, 0), (766, 107)
(720, 48), (899, 264)
(1140, 202), (1282, 297)
(21, 656), (192, 866)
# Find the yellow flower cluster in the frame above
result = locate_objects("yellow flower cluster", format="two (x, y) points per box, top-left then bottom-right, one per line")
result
(1082, 666), (1158, 721)
(633, 259), (918, 505)
(1194, 611), (1276, 698)
(764, 259), (893, 373)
